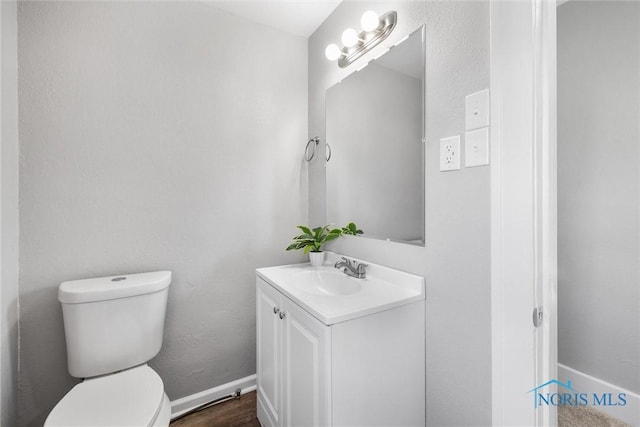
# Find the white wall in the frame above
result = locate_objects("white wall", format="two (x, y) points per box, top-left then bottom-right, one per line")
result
(309, 1), (491, 425)
(17, 2), (307, 426)
(558, 0), (640, 394)
(1, 0), (20, 425)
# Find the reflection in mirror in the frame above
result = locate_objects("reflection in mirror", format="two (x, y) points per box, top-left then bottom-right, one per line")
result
(326, 26), (424, 245)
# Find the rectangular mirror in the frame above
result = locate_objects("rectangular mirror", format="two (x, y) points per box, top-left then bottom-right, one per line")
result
(326, 26), (425, 245)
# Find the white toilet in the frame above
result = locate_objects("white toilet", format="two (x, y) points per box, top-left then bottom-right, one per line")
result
(45, 271), (173, 427)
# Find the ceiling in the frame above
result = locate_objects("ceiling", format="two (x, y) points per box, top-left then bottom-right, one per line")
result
(204, 1), (342, 38)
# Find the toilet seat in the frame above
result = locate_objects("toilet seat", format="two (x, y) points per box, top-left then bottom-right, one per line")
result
(44, 364), (166, 427)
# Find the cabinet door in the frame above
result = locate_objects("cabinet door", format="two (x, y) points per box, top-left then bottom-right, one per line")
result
(257, 279), (282, 427)
(281, 299), (331, 427)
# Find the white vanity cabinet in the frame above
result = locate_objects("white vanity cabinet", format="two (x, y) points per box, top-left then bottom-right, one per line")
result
(256, 277), (331, 427)
(256, 262), (425, 427)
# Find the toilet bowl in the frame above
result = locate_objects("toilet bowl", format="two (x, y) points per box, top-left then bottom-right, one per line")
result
(45, 271), (172, 427)
(45, 365), (171, 427)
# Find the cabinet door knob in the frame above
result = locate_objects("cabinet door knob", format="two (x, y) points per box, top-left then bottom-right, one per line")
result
(273, 306), (279, 314)
(279, 312), (286, 320)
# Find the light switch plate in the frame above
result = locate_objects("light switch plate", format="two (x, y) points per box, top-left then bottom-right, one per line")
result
(440, 135), (461, 171)
(465, 89), (490, 131)
(465, 127), (490, 167)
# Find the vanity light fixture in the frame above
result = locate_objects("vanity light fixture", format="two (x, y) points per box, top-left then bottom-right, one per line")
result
(325, 10), (398, 69)
(360, 10), (381, 32)
(341, 28), (359, 48)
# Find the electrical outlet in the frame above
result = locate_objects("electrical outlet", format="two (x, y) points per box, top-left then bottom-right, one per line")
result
(440, 136), (461, 171)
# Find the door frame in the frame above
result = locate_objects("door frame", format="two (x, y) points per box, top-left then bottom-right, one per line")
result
(490, 0), (557, 425)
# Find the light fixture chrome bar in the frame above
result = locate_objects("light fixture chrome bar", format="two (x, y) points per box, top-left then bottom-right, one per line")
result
(338, 11), (397, 68)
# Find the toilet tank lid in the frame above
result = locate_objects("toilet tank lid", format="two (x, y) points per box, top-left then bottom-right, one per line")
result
(58, 271), (172, 304)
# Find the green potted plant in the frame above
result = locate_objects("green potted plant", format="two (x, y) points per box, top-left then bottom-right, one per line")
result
(341, 222), (364, 236)
(286, 223), (364, 267)
(286, 225), (343, 266)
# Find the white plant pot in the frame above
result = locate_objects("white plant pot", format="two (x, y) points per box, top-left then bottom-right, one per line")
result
(309, 251), (325, 267)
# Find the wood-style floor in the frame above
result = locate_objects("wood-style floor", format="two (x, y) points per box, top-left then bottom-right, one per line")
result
(170, 391), (261, 427)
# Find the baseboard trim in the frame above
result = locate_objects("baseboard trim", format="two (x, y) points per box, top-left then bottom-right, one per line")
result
(170, 374), (257, 419)
(558, 364), (639, 426)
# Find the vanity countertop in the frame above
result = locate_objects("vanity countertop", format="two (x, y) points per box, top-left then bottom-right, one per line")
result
(256, 254), (425, 325)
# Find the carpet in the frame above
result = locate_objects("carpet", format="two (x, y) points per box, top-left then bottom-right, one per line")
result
(558, 405), (631, 427)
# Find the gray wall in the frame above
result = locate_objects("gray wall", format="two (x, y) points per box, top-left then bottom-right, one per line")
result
(308, 2), (491, 425)
(17, 2), (307, 426)
(1, 0), (20, 425)
(558, 1), (640, 393)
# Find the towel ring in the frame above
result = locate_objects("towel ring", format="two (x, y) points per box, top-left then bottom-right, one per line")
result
(304, 137), (319, 161)
(304, 137), (331, 162)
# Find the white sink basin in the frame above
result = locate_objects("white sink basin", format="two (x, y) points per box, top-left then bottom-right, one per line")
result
(292, 269), (362, 296)
(256, 253), (425, 325)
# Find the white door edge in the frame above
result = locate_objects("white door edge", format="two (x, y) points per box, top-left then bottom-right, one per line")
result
(490, 1), (558, 425)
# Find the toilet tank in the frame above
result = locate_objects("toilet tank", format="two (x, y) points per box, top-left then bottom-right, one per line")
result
(58, 271), (171, 378)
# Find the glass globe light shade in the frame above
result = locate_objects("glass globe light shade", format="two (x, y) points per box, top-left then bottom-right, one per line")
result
(325, 44), (342, 61)
(360, 10), (380, 32)
(341, 28), (359, 48)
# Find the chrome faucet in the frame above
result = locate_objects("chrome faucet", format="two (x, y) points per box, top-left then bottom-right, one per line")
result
(334, 257), (368, 279)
